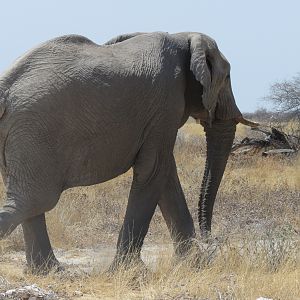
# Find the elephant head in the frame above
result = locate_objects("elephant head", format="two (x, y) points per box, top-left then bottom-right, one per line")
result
(187, 33), (258, 237)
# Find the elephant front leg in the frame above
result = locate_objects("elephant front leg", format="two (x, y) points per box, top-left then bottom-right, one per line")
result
(158, 157), (195, 256)
(111, 142), (174, 269)
(109, 113), (182, 270)
(112, 185), (159, 268)
(22, 214), (60, 274)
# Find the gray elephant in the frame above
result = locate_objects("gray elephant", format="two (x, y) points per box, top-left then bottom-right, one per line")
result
(0, 31), (256, 273)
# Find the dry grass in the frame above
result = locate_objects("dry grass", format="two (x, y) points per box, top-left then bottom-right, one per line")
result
(0, 238), (299, 299)
(0, 121), (299, 299)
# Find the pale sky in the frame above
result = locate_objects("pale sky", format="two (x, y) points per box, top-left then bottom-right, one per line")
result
(1, 0), (299, 112)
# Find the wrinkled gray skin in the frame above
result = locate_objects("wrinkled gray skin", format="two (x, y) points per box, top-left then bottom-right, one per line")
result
(0, 32), (243, 272)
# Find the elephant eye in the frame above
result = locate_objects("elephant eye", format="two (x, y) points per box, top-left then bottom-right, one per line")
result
(224, 74), (230, 82)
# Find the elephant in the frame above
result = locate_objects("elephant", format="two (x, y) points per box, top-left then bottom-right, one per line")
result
(0, 31), (256, 273)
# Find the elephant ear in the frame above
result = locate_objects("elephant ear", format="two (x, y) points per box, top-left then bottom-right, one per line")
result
(189, 34), (224, 122)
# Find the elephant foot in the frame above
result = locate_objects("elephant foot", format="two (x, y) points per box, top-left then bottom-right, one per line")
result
(22, 213), (62, 275)
(183, 237), (220, 269)
(107, 253), (148, 275)
(107, 256), (150, 287)
(171, 237), (220, 270)
(174, 238), (198, 258)
(24, 257), (63, 275)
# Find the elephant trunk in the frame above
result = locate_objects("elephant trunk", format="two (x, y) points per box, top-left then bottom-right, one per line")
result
(198, 119), (236, 238)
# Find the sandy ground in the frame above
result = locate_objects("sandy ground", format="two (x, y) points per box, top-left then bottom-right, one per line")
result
(1, 243), (174, 274)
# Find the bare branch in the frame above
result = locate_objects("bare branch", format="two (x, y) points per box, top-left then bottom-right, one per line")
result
(265, 74), (300, 120)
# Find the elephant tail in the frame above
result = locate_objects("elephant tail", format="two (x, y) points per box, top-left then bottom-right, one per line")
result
(0, 88), (7, 119)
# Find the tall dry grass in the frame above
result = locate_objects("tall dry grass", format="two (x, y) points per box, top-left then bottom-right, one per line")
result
(0, 236), (299, 299)
(0, 121), (299, 299)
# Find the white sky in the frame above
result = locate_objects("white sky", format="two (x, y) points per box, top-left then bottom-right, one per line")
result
(1, 0), (299, 112)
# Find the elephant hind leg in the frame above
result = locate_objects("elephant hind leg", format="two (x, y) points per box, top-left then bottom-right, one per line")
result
(2, 172), (63, 273)
(0, 191), (62, 274)
(4, 189), (62, 273)
(0, 209), (21, 239)
(22, 213), (60, 274)
(2, 136), (64, 272)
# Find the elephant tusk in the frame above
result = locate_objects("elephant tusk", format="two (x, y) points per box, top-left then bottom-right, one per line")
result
(197, 117), (260, 129)
(235, 117), (260, 128)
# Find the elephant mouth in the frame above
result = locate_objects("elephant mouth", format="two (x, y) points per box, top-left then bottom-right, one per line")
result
(191, 111), (210, 123)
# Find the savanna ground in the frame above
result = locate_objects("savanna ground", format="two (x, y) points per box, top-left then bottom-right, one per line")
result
(0, 121), (299, 299)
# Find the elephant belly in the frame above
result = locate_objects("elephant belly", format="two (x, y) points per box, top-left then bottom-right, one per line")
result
(62, 128), (140, 189)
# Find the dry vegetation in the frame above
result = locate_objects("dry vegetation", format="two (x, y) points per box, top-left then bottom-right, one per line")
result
(0, 122), (299, 299)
